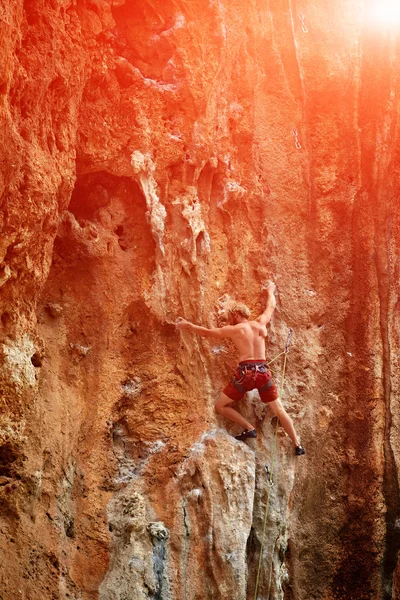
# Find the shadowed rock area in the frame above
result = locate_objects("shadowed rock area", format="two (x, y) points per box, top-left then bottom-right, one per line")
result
(1, 1), (400, 599)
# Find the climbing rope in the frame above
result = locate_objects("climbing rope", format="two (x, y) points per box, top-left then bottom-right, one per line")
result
(253, 328), (293, 600)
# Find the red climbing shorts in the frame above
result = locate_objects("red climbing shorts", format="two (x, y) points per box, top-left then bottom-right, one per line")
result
(223, 360), (279, 403)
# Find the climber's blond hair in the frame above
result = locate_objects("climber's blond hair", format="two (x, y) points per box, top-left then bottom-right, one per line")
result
(226, 302), (250, 321)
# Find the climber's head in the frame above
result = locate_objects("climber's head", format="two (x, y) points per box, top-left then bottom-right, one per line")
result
(227, 302), (250, 325)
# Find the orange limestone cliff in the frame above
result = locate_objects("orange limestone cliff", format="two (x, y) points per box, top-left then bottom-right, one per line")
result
(1, 1), (400, 599)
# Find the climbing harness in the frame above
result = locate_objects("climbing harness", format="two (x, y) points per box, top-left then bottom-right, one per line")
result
(253, 328), (293, 600)
(292, 128), (302, 150)
(298, 12), (309, 33)
(232, 361), (273, 395)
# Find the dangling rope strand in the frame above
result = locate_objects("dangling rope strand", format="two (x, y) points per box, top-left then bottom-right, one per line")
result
(266, 350), (285, 366)
(253, 329), (292, 600)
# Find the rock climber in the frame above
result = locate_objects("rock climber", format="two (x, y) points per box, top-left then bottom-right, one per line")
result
(176, 282), (305, 455)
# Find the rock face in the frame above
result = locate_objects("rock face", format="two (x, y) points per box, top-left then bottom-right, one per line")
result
(1, 1), (400, 599)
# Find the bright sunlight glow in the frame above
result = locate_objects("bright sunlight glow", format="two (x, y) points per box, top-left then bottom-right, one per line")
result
(368, 0), (400, 25)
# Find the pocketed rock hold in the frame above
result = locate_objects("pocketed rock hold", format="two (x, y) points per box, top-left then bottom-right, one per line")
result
(121, 377), (142, 399)
(114, 56), (138, 88)
(45, 303), (63, 318)
(69, 344), (90, 358)
(106, 491), (148, 536)
(147, 522), (169, 541)
(30, 352), (43, 368)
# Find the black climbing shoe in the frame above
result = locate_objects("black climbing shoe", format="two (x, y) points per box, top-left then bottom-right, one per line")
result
(235, 429), (257, 441)
(295, 444), (305, 456)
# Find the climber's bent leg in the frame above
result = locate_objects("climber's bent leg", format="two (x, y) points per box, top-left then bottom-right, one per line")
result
(215, 392), (255, 431)
(268, 398), (300, 446)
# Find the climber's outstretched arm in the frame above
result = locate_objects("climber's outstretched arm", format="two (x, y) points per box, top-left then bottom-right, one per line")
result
(255, 281), (277, 325)
(176, 317), (235, 339)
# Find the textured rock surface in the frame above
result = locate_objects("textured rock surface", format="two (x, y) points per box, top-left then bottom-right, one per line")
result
(1, 1), (400, 599)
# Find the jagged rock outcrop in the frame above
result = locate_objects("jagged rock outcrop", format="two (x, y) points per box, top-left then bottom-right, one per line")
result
(1, 1), (400, 599)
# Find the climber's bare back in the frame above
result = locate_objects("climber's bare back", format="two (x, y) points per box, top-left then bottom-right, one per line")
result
(227, 320), (268, 362)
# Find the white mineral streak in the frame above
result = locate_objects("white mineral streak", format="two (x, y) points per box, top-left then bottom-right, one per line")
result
(0, 264), (12, 288)
(143, 263), (168, 319)
(131, 151), (169, 318)
(217, 293), (235, 318)
(225, 180), (246, 195)
(173, 186), (210, 266)
(218, 179), (247, 208)
(121, 377), (142, 399)
(131, 151), (167, 254)
(133, 66), (178, 92)
(100, 431), (256, 599)
(1, 335), (37, 394)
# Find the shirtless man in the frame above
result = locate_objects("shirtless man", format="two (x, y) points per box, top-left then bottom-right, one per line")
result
(176, 283), (305, 455)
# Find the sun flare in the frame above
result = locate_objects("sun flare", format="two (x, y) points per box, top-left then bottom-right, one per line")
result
(369, 0), (400, 25)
